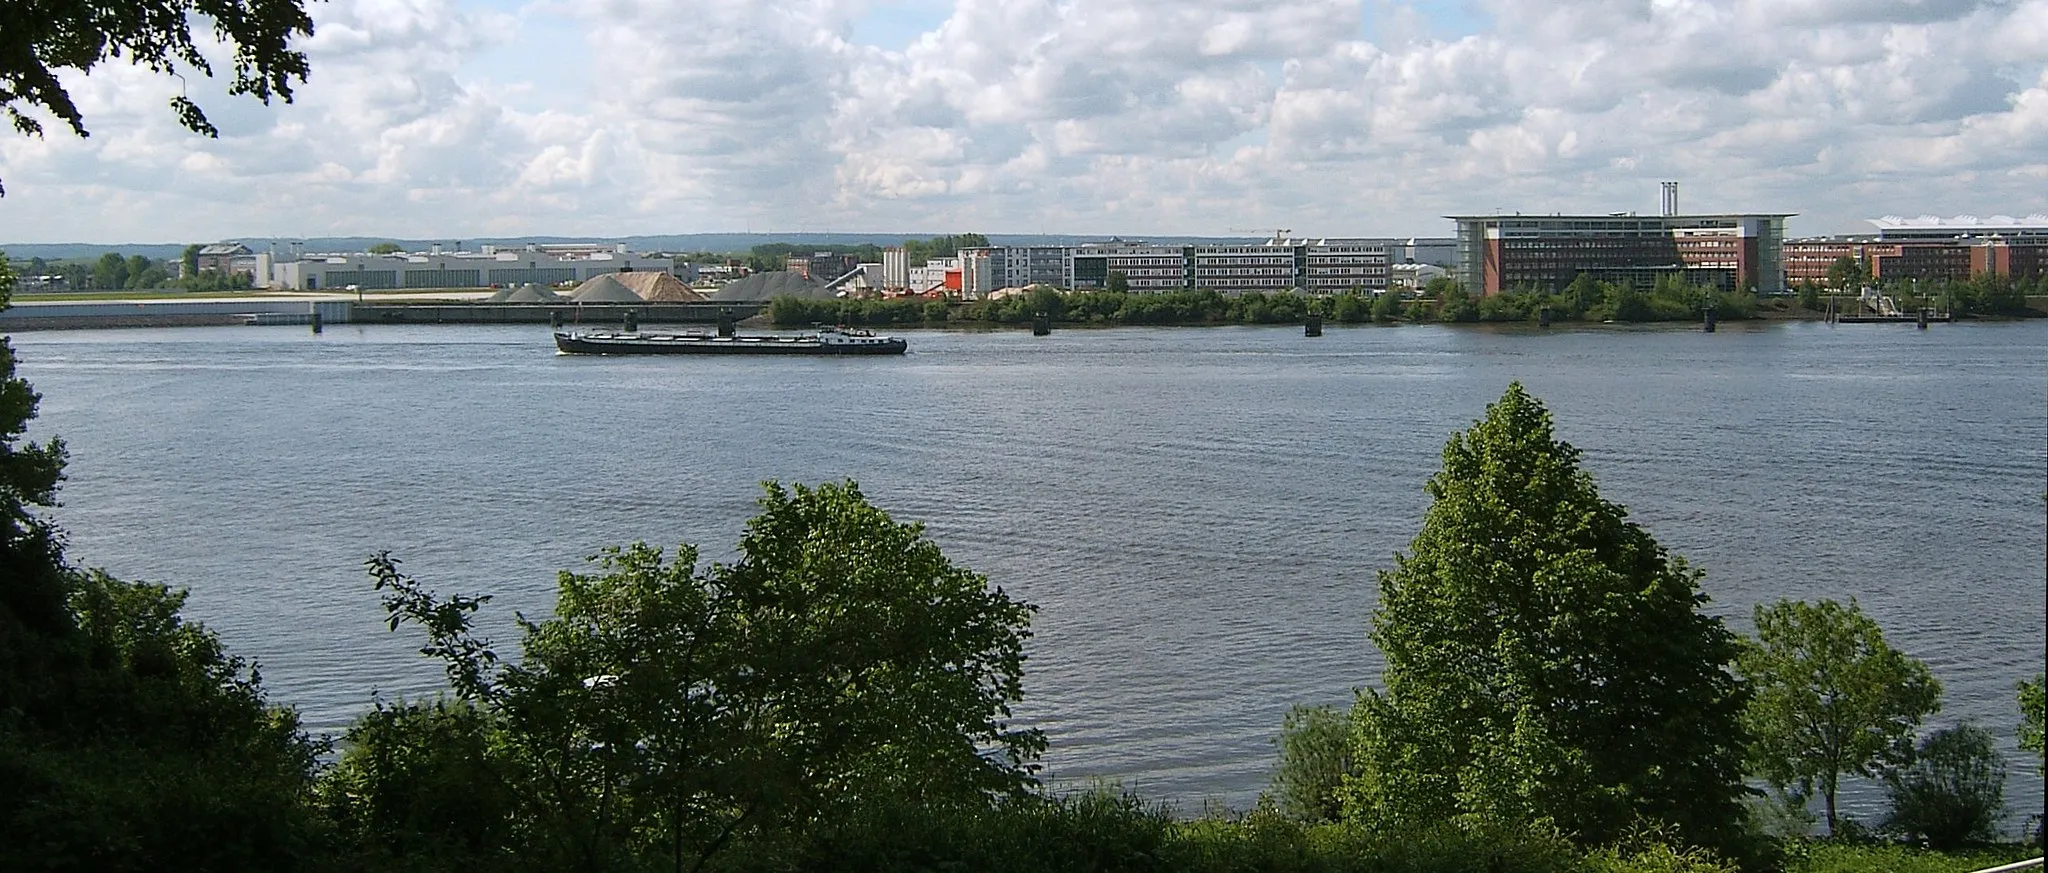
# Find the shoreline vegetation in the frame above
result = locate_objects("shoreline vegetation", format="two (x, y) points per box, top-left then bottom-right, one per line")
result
(2, 255), (2044, 873)
(769, 274), (2048, 330)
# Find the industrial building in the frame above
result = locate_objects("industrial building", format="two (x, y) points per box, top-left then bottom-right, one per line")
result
(957, 237), (1396, 298)
(269, 243), (674, 291)
(1449, 212), (1792, 297)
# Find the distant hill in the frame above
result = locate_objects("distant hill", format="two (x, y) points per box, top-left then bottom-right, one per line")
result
(2, 233), (1265, 263)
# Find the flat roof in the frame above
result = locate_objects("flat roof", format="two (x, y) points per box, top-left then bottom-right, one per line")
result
(1868, 214), (2048, 230)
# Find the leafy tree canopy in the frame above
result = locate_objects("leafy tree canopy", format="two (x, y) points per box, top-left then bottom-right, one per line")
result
(1735, 598), (1941, 836)
(334, 480), (1043, 872)
(1882, 724), (2005, 850)
(0, 256), (325, 871)
(1344, 383), (1749, 852)
(2017, 674), (2043, 773)
(0, 0), (315, 193)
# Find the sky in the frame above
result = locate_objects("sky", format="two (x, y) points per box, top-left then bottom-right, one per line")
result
(3, 0), (2046, 243)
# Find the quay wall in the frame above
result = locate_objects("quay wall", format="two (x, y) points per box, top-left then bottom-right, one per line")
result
(1, 299), (764, 330)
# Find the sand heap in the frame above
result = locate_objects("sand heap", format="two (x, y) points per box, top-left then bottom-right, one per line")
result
(609, 270), (706, 302)
(501, 283), (564, 303)
(569, 274), (645, 303)
(708, 271), (831, 302)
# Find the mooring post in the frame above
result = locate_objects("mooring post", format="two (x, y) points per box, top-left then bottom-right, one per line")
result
(1032, 311), (1051, 336)
(717, 308), (735, 338)
(623, 310), (638, 333)
(1304, 313), (1322, 337)
(1917, 307), (1929, 329)
(550, 310), (562, 329)
(1703, 303), (1717, 333)
(1538, 305), (1552, 328)
(309, 304), (322, 334)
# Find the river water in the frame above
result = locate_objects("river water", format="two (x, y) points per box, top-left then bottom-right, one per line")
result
(13, 321), (2046, 823)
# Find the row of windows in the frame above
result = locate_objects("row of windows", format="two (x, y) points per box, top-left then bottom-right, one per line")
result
(486, 268), (579, 284)
(404, 269), (482, 288)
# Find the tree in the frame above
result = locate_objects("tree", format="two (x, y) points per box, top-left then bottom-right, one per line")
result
(181, 244), (200, 278)
(1797, 280), (1822, 312)
(0, 256), (326, 871)
(2019, 674), (2044, 773)
(1344, 383), (1749, 851)
(335, 480), (1043, 872)
(92, 252), (127, 289)
(367, 242), (402, 255)
(0, 0), (316, 194)
(1270, 704), (1351, 822)
(1565, 273), (1602, 317)
(1105, 270), (1130, 293)
(0, 257), (68, 638)
(1434, 285), (1478, 322)
(1736, 598), (1941, 836)
(1371, 288), (1404, 322)
(1881, 725), (2006, 849)
(1825, 256), (1869, 292)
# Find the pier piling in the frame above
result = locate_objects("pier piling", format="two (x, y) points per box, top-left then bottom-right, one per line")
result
(1032, 312), (1051, 336)
(309, 306), (322, 334)
(1304, 314), (1322, 337)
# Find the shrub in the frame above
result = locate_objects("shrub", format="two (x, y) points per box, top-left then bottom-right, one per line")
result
(1882, 725), (2006, 849)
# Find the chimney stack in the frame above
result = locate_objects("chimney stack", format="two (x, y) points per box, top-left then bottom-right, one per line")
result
(1660, 181), (1680, 217)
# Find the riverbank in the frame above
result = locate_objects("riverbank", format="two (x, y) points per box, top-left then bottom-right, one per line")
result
(4, 290), (2042, 332)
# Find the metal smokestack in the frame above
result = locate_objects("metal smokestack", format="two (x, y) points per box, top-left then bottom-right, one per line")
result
(1661, 181), (1680, 216)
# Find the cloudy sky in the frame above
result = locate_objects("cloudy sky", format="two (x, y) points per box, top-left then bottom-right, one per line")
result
(3, 0), (2045, 243)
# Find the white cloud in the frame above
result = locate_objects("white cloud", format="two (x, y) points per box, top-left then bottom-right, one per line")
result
(2, 0), (2045, 241)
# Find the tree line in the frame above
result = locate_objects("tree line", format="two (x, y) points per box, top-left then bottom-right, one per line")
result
(767, 275), (1762, 329)
(1794, 262), (2041, 318)
(18, 248), (255, 293)
(2, 255), (2043, 872)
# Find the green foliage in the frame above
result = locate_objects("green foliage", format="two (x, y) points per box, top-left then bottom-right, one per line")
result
(789, 789), (1749, 873)
(1270, 704), (1352, 822)
(2020, 674), (2045, 772)
(1433, 285), (1478, 322)
(1737, 598), (1941, 836)
(1796, 280), (1823, 311)
(1881, 725), (2006, 849)
(1784, 841), (2040, 873)
(0, 257), (327, 872)
(1826, 256), (1870, 291)
(367, 242), (403, 255)
(1106, 270), (1131, 293)
(0, 0), (315, 194)
(1344, 383), (1748, 852)
(0, 255), (73, 639)
(768, 296), (934, 327)
(335, 481), (1043, 872)
(1371, 289), (1405, 323)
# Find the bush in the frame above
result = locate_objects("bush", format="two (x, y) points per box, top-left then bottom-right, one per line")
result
(1270, 704), (1352, 822)
(1882, 725), (2006, 849)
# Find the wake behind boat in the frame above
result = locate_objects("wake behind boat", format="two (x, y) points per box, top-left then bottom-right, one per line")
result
(554, 326), (907, 356)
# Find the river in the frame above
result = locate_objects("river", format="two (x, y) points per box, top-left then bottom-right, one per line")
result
(13, 320), (2046, 823)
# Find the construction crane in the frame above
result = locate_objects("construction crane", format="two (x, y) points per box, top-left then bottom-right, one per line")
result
(1227, 227), (1293, 242)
